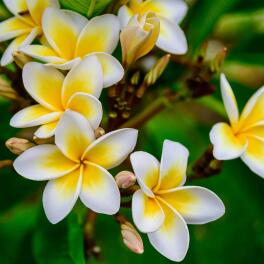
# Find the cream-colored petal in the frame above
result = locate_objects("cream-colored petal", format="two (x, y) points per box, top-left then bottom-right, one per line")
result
(42, 8), (87, 59)
(80, 163), (120, 214)
(1, 27), (40, 66)
(22, 62), (64, 111)
(62, 55), (103, 105)
(159, 186), (225, 224)
(94, 53), (124, 87)
(83, 128), (138, 169)
(75, 14), (120, 57)
(210, 122), (248, 160)
(148, 202), (189, 262)
(43, 167), (82, 224)
(156, 17), (187, 54)
(19, 44), (66, 63)
(241, 136), (264, 178)
(13, 144), (78, 181)
(118, 5), (133, 28)
(157, 140), (189, 191)
(55, 111), (95, 162)
(3, 0), (27, 15)
(26, 0), (60, 25)
(67, 93), (103, 129)
(34, 120), (59, 139)
(220, 73), (239, 129)
(142, 0), (188, 23)
(130, 151), (160, 197)
(132, 190), (164, 233)
(46, 57), (81, 70)
(0, 16), (32, 42)
(10, 104), (61, 128)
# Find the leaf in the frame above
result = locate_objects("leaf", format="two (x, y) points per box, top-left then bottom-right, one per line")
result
(59, 0), (113, 17)
(33, 213), (85, 264)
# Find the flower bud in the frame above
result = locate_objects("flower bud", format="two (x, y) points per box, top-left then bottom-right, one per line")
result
(33, 136), (54, 145)
(0, 78), (19, 101)
(115, 171), (136, 189)
(6, 137), (35, 155)
(120, 12), (160, 67)
(95, 127), (105, 139)
(121, 222), (144, 254)
(13, 51), (32, 69)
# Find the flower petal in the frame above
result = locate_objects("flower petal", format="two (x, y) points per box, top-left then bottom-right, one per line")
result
(26, 0), (60, 25)
(148, 202), (189, 262)
(67, 93), (103, 129)
(34, 120), (59, 138)
(130, 151), (160, 197)
(75, 14), (120, 57)
(118, 5), (133, 28)
(80, 162), (120, 214)
(132, 189), (164, 233)
(23, 62), (64, 111)
(55, 111), (95, 162)
(156, 17), (187, 54)
(159, 186), (225, 224)
(0, 16), (32, 42)
(43, 167), (82, 224)
(142, 0), (188, 23)
(241, 136), (264, 178)
(3, 0), (27, 15)
(62, 55), (103, 104)
(42, 8), (87, 59)
(83, 128), (138, 169)
(220, 73), (239, 128)
(210, 122), (247, 160)
(10, 104), (61, 128)
(94, 52), (124, 87)
(46, 57), (81, 70)
(158, 140), (189, 191)
(14, 144), (78, 181)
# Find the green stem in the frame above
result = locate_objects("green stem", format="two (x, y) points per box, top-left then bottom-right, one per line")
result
(87, 0), (96, 18)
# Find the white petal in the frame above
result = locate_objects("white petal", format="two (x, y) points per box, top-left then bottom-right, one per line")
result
(43, 168), (82, 224)
(13, 145), (78, 181)
(80, 162), (120, 214)
(46, 57), (81, 70)
(130, 151), (159, 197)
(83, 128), (138, 169)
(132, 190), (164, 233)
(118, 5), (133, 28)
(160, 186), (225, 224)
(3, 0), (27, 15)
(34, 121), (58, 139)
(55, 110), (95, 162)
(156, 17), (187, 54)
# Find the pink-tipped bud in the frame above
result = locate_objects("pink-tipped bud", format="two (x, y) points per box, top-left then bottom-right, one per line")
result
(121, 222), (144, 254)
(115, 171), (136, 189)
(6, 137), (35, 155)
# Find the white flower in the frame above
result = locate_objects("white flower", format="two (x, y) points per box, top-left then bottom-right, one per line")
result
(210, 73), (264, 178)
(13, 110), (138, 224)
(118, 0), (188, 54)
(130, 140), (225, 261)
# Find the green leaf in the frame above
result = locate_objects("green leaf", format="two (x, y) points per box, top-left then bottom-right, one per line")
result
(59, 0), (113, 17)
(33, 213), (85, 264)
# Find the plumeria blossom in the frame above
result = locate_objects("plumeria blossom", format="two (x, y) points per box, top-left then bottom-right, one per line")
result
(210, 74), (264, 178)
(10, 55), (108, 138)
(13, 110), (138, 224)
(0, 0), (59, 66)
(20, 8), (123, 87)
(118, 0), (188, 54)
(130, 140), (225, 261)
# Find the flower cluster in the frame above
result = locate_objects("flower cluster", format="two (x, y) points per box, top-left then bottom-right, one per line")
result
(0, 0), (263, 262)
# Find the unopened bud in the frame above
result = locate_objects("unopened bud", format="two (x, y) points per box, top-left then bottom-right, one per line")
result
(115, 171), (136, 189)
(121, 222), (144, 254)
(33, 136), (54, 145)
(13, 51), (32, 69)
(6, 137), (35, 155)
(0, 78), (19, 100)
(130, 71), (141, 86)
(95, 127), (105, 139)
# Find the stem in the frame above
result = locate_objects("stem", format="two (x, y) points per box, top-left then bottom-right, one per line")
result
(87, 0), (96, 18)
(0, 160), (13, 169)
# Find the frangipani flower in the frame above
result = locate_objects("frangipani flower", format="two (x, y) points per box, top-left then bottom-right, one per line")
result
(14, 110), (138, 224)
(10, 55), (106, 138)
(120, 12), (160, 67)
(20, 8), (123, 87)
(0, 0), (59, 65)
(210, 74), (264, 178)
(118, 0), (188, 54)
(130, 140), (225, 261)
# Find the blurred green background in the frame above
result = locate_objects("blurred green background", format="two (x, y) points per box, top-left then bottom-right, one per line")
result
(0, 0), (264, 263)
